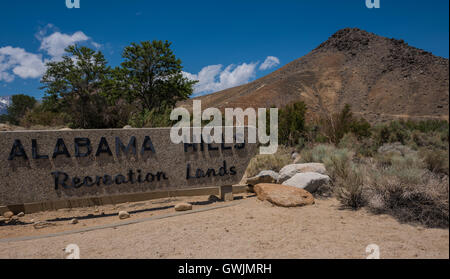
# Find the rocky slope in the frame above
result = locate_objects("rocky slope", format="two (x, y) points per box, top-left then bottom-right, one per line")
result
(182, 28), (449, 123)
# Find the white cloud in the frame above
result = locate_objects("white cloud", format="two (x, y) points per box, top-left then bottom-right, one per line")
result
(184, 62), (258, 96)
(0, 27), (99, 82)
(39, 31), (90, 60)
(0, 47), (46, 82)
(259, 56), (280, 70)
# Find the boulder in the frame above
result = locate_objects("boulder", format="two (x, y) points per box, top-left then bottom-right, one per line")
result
(254, 183), (314, 207)
(246, 170), (279, 186)
(123, 125), (133, 129)
(3, 211), (14, 219)
(277, 163), (327, 183)
(282, 172), (330, 193)
(175, 203), (193, 211)
(70, 218), (78, 225)
(118, 211), (130, 219)
(17, 212), (25, 217)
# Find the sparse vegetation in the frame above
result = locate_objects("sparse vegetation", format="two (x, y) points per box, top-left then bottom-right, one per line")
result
(0, 94), (37, 125)
(246, 146), (292, 177)
(251, 108), (449, 227)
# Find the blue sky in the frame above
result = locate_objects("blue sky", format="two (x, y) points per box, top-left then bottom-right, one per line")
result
(0, 0), (448, 99)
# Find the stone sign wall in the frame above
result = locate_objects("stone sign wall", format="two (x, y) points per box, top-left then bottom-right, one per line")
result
(0, 128), (257, 206)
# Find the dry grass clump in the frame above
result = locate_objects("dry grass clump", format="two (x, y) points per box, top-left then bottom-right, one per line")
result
(334, 165), (366, 209)
(419, 148), (449, 175)
(245, 146), (292, 177)
(300, 143), (449, 227)
(365, 169), (449, 228)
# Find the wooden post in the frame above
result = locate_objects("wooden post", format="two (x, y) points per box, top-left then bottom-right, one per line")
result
(220, 185), (233, 201)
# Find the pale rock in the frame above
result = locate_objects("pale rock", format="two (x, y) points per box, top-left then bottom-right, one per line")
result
(246, 170), (279, 186)
(3, 211), (14, 219)
(175, 203), (192, 211)
(277, 163), (327, 183)
(254, 183), (314, 207)
(118, 211), (130, 219)
(282, 172), (330, 193)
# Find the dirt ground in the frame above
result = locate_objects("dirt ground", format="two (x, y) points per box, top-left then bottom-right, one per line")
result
(0, 194), (448, 259)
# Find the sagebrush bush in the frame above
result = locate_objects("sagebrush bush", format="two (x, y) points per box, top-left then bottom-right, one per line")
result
(245, 146), (292, 177)
(322, 148), (354, 181)
(365, 168), (449, 228)
(419, 148), (449, 175)
(334, 164), (366, 209)
(339, 133), (378, 157)
(20, 106), (70, 128)
(297, 141), (449, 227)
(298, 144), (338, 163)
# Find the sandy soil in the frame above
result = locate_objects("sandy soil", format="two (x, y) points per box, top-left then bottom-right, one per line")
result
(0, 194), (448, 259)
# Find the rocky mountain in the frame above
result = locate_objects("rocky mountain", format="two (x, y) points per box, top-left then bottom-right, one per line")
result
(0, 96), (11, 115)
(182, 28), (449, 123)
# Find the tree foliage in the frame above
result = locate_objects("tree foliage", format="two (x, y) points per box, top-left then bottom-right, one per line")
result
(40, 45), (112, 129)
(4, 94), (37, 125)
(278, 101), (308, 146)
(110, 40), (196, 114)
(320, 104), (371, 144)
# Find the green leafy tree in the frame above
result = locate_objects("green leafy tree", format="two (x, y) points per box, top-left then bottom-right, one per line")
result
(278, 101), (308, 146)
(5, 94), (37, 125)
(40, 45), (112, 129)
(320, 104), (371, 144)
(110, 40), (196, 115)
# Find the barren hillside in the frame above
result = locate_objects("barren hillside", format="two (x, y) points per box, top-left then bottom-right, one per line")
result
(181, 28), (449, 123)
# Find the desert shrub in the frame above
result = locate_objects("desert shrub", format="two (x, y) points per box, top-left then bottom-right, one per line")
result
(299, 144), (354, 175)
(338, 133), (359, 150)
(100, 100), (136, 128)
(302, 143), (364, 208)
(409, 130), (448, 150)
(373, 121), (410, 145)
(4, 94), (37, 125)
(20, 105), (70, 128)
(334, 164), (366, 209)
(128, 106), (174, 128)
(360, 148), (449, 227)
(403, 119), (449, 134)
(318, 104), (371, 145)
(419, 148), (449, 175)
(246, 146), (292, 177)
(365, 168), (449, 228)
(339, 133), (378, 157)
(374, 120), (449, 149)
(322, 148), (354, 181)
(278, 101), (308, 146)
(298, 144), (337, 163)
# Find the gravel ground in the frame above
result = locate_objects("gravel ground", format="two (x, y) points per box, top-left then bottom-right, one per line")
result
(0, 195), (448, 259)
